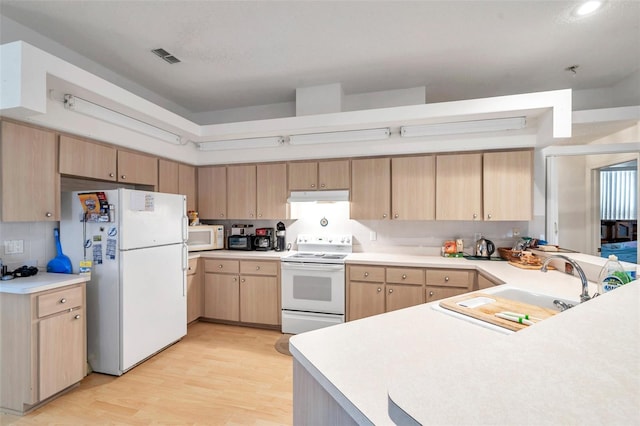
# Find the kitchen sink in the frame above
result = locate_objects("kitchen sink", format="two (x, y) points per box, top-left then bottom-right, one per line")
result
(486, 287), (577, 312)
(431, 286), (579, 334)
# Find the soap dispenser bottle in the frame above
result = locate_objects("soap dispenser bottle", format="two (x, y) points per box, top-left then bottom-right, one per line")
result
(597, 254), (631, 294)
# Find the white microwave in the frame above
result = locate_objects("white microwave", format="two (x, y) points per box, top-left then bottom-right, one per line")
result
(187, 225), (225, 251)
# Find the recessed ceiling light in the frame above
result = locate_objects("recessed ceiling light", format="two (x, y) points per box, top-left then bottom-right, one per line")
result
(574, 1), (604, 17)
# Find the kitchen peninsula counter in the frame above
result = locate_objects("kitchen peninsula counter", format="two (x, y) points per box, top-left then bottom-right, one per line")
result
(290, 253), (640, 425)
(0, 272), (90, 294)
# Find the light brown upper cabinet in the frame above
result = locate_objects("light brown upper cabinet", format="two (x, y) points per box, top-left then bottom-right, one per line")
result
(227, 165), (257, 220)
(257, 163), (287, 219)
(159, 159), (197, 212)
(483, 150), (533, 221)
(1, 121), (60, 222)
(198, 166), (227, 220)
(116, 150), (158, 187)
(351, 157), (391, 220)
(391, 156), (436, 220)
(435, 153), (483, 220)
(288, 160), (350, 191)
(59, 135), (117, 181)
(158, 159), (179, 193)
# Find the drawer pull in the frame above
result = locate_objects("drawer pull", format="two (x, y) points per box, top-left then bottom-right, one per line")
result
(188, 266), (192, 271)
(401, 274), (407, 279)
(429, 291), (434, 296)
(218, 264), (223, 269)
(60, 298), (67, 304)
(377, 287), (382, 293)
(256, 266), (260, 271)
(74, 314), (81, 320)
(388, 288), (393, 294)
(364, 272), (369, 277)
(444, 276), (449, 282)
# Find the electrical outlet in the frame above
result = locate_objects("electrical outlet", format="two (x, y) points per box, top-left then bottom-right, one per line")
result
(369, 231), (377, 241)
(4, 240), (24, 254)
(512, 228), (520, 237)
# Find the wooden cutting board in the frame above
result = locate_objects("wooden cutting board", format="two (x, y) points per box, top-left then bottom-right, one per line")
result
(508, 261), (555, 270)
(439, 293), (558, 332)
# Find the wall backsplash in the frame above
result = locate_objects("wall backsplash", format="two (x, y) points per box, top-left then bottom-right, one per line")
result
(0, 221), (57, 270)
(3, 201), (529, 270)
(204, 201), (529, 255)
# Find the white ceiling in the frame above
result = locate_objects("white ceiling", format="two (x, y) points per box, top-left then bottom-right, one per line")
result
(1, 0), (639, 121)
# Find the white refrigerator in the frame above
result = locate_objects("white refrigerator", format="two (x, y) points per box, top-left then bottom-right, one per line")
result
(60, 189), (188, 376)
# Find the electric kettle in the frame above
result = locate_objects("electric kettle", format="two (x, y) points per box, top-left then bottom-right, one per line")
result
(475, 237), (496, 259)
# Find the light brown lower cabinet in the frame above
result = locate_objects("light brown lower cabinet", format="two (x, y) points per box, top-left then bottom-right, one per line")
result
(477, 272), (502, 290)
(347, 264), (477, 321)
(0, 283), (86, 414)
(203, 258), (280, 327)
(347, 265), (425, 321)
(186, 258), (203, 323)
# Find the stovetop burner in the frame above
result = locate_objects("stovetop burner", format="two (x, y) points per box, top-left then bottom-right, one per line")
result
(282, 234), (352, 264)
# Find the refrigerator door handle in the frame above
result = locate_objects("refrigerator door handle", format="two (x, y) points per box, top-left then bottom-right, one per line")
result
(181, 215), (189, 242)
(182, 243), (188, 296)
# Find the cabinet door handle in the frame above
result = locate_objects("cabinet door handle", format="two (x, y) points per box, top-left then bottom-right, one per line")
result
(388, 288), (393, 294)
(188, 266), (192, 271)
(320, 183), (326, 188)
(311, 183), (316, 188)
(377, 287), (382, 293)
(394, 214), (399, 219)
(402, 274), (407, 279)
(256, 266), (260, 271)
(429, 291), (434, 296)
(74, 314), (81, 320)
(233, 277), (237, 282)
(60, 298), (67, 304)
(121, 175), (126, 179)
(364, 272), (369, 277)
(109, 173), (114, 177)
(45, 212), (53, 217)
(473, 213), (477, 219)
(487, 213), (492, 220)
(241, 278), (245, 283)
(444, 276), (449, 282)
(220, 213), (225, 218)
(382, 213), (387, 218)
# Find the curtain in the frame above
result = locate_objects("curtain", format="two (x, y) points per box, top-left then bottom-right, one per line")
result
(600, 169), (637, 220)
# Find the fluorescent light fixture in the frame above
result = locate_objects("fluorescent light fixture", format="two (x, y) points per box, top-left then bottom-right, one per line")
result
(400, 117), (526, 138)
(63, 94), (183, 144)
(287, 190), (350, 203)
(289, 128), (390, 145)
(197, 136), (285, 151)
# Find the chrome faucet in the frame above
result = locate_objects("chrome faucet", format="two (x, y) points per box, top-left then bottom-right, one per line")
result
(541, 254), (592, 303)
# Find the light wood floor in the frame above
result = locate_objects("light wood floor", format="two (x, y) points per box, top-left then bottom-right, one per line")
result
(1, 322), (293, 425)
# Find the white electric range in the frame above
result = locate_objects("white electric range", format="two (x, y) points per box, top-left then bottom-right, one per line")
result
(280, 234), (352, 334)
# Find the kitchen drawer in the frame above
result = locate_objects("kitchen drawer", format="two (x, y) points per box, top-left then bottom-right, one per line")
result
(187, 258), (199, 276)
(425, 286), (468, 303)
(240, 260), (278, 276)
(37, 285), (83, 318)
(386, 267), (425, 285)
(204, 259), (240, 274)
(348, 265), (385, 283)
(426, 269), (472, 288)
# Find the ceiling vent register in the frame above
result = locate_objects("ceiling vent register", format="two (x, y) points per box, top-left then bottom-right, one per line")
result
(151, 48), (181, 64)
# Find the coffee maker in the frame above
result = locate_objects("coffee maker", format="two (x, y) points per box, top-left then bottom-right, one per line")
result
(275, 222), (286, 252)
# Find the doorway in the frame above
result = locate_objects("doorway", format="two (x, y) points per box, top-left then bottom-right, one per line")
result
(598, 160), (637, 263)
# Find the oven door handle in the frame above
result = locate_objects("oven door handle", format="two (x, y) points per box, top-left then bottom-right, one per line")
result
(281, 263), (344, 272)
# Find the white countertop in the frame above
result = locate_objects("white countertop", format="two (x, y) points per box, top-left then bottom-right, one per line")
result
(189, 249), (291, 260)
(290, 253), (640, 425)
(0, 272), (90, 294)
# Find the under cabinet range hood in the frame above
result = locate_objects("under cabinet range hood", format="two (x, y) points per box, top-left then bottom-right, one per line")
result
(287, 190), (350, 203)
